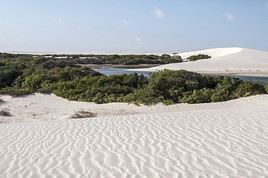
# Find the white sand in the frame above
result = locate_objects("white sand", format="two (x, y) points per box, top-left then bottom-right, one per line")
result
(1, 94), (268, 177)
(132, 47), (268, 76)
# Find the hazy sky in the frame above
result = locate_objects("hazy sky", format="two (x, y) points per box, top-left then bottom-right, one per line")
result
(0, 0), (268, 53)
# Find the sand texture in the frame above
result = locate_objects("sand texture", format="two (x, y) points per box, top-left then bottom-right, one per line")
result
(0, 94), (268, 177)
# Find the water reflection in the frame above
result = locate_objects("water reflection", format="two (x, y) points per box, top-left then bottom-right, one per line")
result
(94, 67), (268, 84)
(94, 67), (152, 77)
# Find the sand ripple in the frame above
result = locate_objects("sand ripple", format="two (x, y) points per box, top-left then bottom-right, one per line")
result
(1, 108), (268, 177)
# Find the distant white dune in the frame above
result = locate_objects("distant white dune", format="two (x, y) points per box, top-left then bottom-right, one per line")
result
(133, 47), (268, 76)
(177, 47), (243, 58)
(1, 94), (268, 177)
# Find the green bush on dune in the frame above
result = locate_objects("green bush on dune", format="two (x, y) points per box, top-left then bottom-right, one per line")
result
(0, 55), (266, 105)
(187, 54), (211, 61)
(48, 70), (265, 105)
(265, 84), (268, 93)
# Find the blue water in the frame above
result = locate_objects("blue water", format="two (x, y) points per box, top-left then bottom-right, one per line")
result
(233, 75), (268, 84)
(94, 67), (152, 77)
(94, 67), (268, 83)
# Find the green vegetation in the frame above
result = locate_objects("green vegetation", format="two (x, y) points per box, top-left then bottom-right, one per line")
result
(0, 55), (101, 96)
(60, 54), (182, 65)
(0, 53), (182, 66)
(125, 70), (266, 104)
(265, 84), (268, 93)
(187, 54), (211, 61)
(0, 54), (267, 105)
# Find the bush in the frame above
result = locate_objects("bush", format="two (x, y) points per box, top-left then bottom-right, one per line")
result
(124, 87), (161, 105)
(0, 110), (12, 117)
(187, 54), (211, 61)
(22, 74), (47, 91)
(171, 56), (183, 63)
(0, 68), (23, 87)
(211, 88), (231, 102)
(181, 88), (213, 104)
(0, 87), (32, 96)
(71, 110), (96, 119)
(232, 82), (265, 98)
(265, 84), (268, 93)
(139, 70), (208, 103)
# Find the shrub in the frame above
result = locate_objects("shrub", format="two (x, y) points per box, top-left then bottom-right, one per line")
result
(124, 87), (161, 105)
(232, 82), (266, 98)
(171, 56), (183, 63)
(187, 54), (211, 61)
(0, 68), (23, 87)
(211, 88), (231, 102)
(181, 88), (213, 104)
(265, 84), (268, 93)
(71, 111), (96, 119)
(161, 54), (183, 63)
(0, 110), (12, 117)
(141, 70), (208, 103)
(22, 74), (47, 91)
(0, 87), (32, 97)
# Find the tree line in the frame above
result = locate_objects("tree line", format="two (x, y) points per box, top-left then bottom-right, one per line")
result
(1, 55), (267, 104)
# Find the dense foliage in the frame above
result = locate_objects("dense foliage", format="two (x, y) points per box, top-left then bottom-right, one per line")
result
(0, 54), (266, 105)
(124, 70), (266, 104)
(265, 84), (268, 93)
(0, 53), (182, 65)
(187, 54), (211, 61)
(74, 54), (183, 65)
(0, 55), (101, 96)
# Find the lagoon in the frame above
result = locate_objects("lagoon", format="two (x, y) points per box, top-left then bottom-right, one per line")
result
(94, 67), (268, 84)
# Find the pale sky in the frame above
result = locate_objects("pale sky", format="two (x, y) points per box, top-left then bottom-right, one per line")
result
(0, 0), (268, 53)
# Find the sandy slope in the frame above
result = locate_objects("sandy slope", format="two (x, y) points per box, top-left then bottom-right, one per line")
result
(1, 93), (268, 123)
(133, 47), (268, 76)
(0, 94), (268, 177)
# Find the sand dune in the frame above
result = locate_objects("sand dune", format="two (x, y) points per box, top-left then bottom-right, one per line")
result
(133, 47), (268, 76)
(1, 93), (268, 123)
(1, 94), (268, 177)
(178, 47), (243, 58)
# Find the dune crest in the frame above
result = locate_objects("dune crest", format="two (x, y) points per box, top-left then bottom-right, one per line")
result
(177, 47), (243, 58)
(132, 47), (268, 76)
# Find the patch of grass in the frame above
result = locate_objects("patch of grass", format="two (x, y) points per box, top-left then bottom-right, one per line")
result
(0, 110), (12, 117)
(71, 110), (96, 119)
